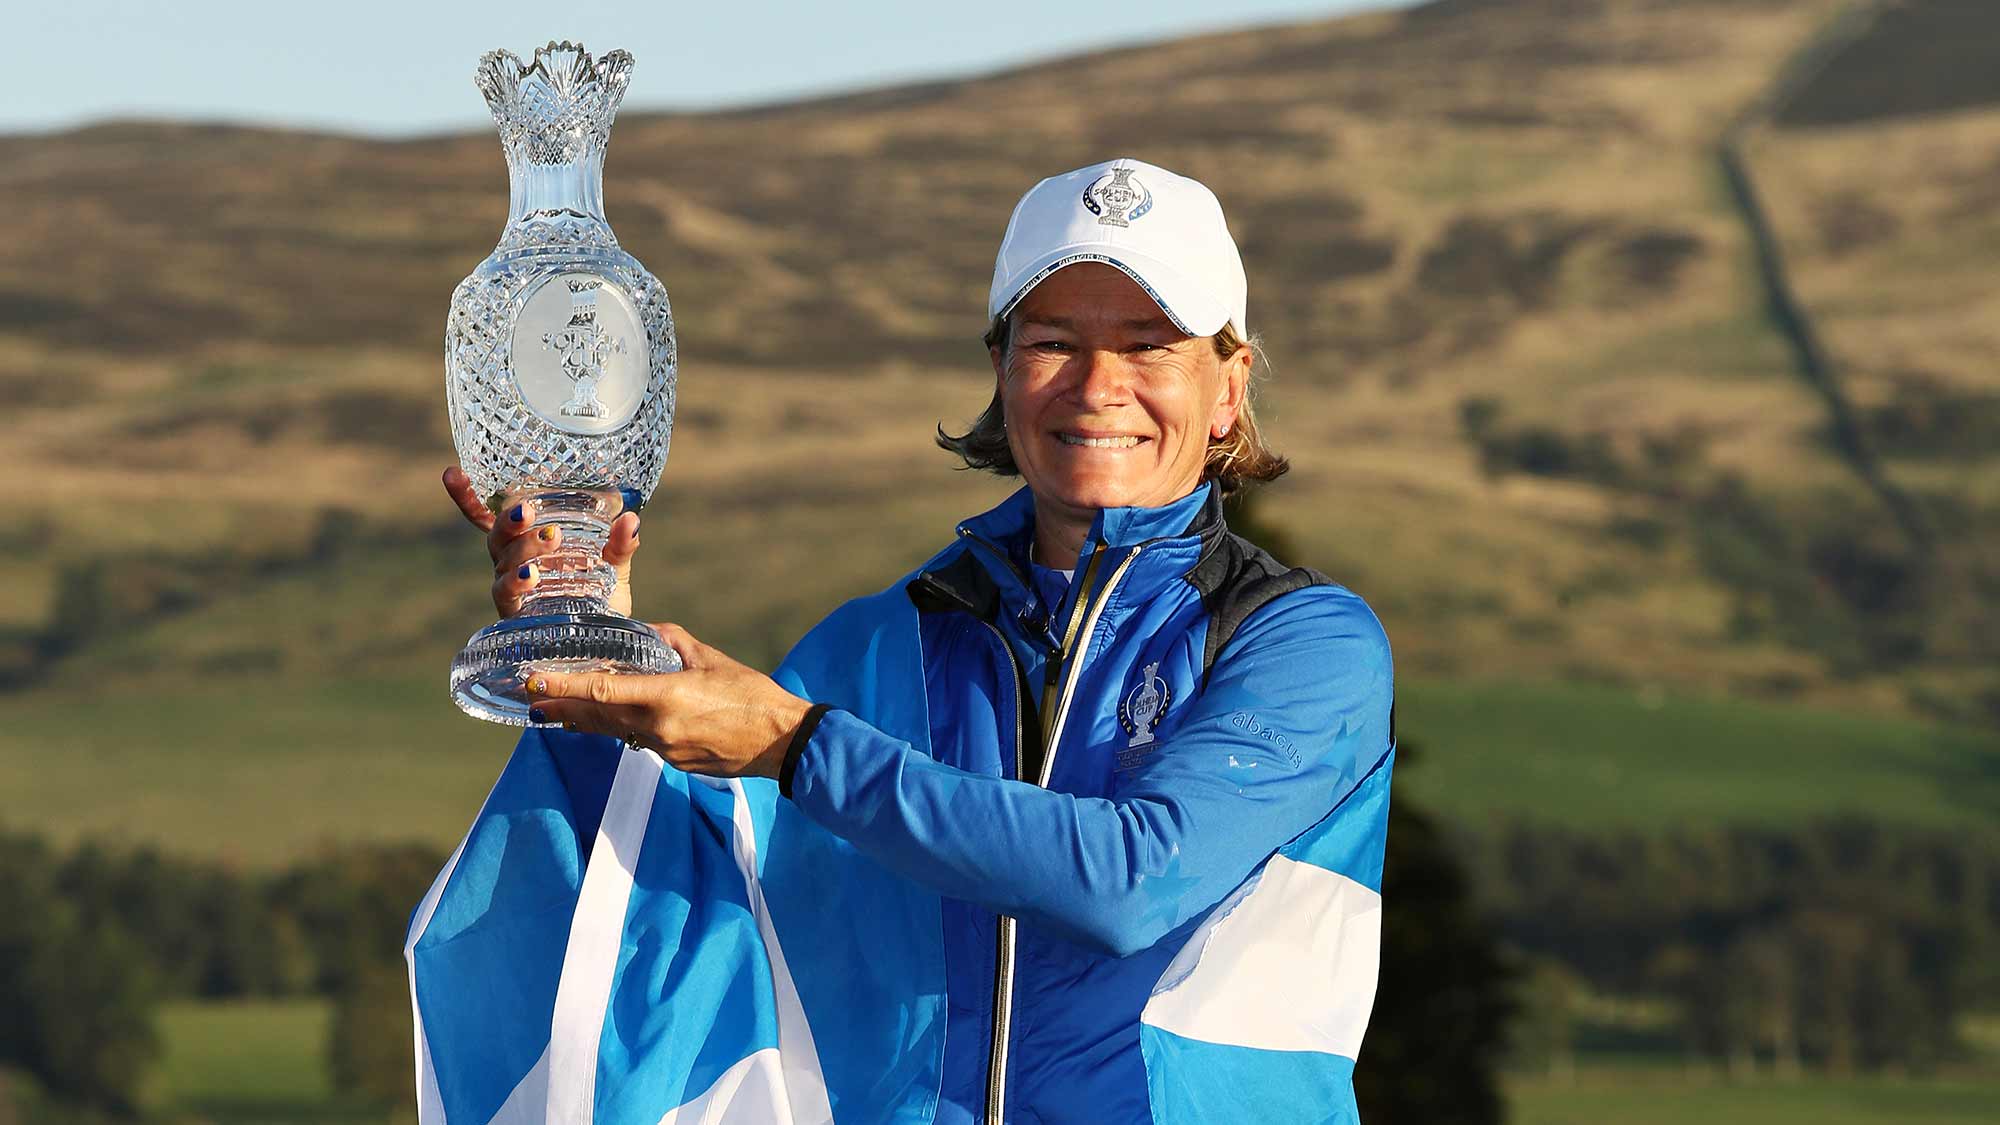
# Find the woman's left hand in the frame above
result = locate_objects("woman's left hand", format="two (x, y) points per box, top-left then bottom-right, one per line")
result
(522, 623), (813, 779)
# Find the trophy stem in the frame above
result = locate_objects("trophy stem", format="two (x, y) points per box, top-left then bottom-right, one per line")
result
(514, 487), (620, 610)
(448, 486), (680, 725)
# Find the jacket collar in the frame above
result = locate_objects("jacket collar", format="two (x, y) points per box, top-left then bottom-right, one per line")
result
(925, 482), (1227, 626)
(956, 482), (1218, 566)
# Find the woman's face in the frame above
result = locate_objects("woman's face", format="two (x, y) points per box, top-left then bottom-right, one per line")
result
(993, 262), (1249, 524)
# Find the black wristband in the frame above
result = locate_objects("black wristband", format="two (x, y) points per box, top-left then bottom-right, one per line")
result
(779, 702), (835, 799)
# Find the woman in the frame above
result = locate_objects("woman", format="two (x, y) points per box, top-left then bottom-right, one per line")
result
(436, 158), (1393, 1123)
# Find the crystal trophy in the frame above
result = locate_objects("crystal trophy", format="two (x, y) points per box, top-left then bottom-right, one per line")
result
(446, 41), (680, 724)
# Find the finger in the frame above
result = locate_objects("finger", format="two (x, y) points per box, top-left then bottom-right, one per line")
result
(604, 512), (642, 567)
(486, 496), (540, 563)
(495, 523), (563, 573)
(526, 697), (651, 744)
(523, 668), (666, 708)
(444, 466), (496, 533)
(648, 622), (711, 670)
(493, 559), (541, 612)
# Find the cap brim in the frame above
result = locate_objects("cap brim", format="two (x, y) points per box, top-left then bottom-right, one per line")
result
(992, 246), (1234, 338)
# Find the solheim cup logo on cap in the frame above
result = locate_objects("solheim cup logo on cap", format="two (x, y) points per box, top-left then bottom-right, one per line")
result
(1117, 661), (1172, 767)
(1082, 167), (1155, 228)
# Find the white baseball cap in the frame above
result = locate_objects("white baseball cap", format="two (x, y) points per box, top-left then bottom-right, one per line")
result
(988, 157), (1248, 339)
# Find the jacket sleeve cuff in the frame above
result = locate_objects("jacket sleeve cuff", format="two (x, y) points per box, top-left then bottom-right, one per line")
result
(779, 702), (836, 799)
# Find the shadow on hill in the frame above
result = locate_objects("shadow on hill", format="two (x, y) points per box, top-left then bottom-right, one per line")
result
(1777, 0), (2000, 126)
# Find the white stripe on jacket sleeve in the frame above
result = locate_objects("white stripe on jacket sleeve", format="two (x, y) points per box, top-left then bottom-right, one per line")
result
(1141, 854), (1382, 1059)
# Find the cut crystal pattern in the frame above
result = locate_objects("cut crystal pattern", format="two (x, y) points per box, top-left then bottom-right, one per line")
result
(446, 257), (674, 501)
(475, 42), (632, 170)
(445, 41), (678, 725)
(446, 40), (674, 507)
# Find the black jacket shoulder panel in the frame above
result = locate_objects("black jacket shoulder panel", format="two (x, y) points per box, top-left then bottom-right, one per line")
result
(906, 547), (1002, 622)
(1186, 530), (1334, 684)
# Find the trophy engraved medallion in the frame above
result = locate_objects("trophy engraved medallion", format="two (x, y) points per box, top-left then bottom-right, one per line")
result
(446, 41), (680, 724)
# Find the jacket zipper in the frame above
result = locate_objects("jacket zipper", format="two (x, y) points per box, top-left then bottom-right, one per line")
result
(1036, 547), (1141, 784)
(973, 614), (1027, 1125)
(1035, 544), (1107, 780)
(957, 532), (1142, 1122)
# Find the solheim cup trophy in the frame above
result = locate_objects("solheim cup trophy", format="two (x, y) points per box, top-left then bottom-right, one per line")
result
(446, 42), (681, 724)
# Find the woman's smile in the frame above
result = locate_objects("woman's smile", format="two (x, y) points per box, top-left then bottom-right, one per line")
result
(1053, 430), (1150, 450)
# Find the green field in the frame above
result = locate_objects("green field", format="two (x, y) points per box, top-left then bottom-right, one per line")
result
(1508, 1069), (2000, 1125)
(4, 673), (1995, 864)
(153, 1001), (380, 1125)
(0, 668), (1992, 860)
(134, 1000), (2000, 1125)
(1397, 678), (2000, 831)
(0, 677), (508, 863)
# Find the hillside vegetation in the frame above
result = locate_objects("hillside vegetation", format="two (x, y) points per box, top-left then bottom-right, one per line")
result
(1, 0), (1996, 849)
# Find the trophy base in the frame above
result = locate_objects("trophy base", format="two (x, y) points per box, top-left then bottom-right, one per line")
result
(449, 598), (682, 726)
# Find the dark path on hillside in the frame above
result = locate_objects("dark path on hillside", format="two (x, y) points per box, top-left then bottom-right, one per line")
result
(1715, 0), (1934, 554)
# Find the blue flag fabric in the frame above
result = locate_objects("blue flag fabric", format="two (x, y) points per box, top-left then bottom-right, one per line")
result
(406, 584), (946, 1124)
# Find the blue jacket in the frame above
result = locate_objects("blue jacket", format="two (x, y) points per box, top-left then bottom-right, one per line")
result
(779, 481), (1395, 1122)
(406, 480), (1393, 1125)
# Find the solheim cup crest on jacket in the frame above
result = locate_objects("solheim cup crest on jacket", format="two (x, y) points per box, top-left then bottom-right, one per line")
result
(1117, 660), (1172, 764)
(444, 42), (682, 724)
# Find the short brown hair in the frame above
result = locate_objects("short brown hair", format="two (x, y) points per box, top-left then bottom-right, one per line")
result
(935, 316), (1290, 494)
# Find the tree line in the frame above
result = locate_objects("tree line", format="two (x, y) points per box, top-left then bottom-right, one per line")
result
(0, 831), (440, 1113)
(1472, 817), (2000, 1076)
(0, 753), (1515, 1124)
(12, 811), (1995, 1117)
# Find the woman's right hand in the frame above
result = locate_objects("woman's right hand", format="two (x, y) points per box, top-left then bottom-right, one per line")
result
(442, 465), (643, 617)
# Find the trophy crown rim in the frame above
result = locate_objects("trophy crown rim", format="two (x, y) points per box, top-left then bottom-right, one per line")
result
(477, 40), (635, 80)
(475, 41), (635, 123)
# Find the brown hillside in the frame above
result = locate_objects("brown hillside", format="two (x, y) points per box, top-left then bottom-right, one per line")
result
(2, 0), (1995, 726)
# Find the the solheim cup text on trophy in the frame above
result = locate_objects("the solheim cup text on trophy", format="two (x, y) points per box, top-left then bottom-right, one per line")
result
(446, 42), (681, 724)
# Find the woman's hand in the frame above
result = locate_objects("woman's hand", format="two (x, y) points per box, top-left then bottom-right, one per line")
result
(522, 623), (814, 780)
(442, 465), (642, 617)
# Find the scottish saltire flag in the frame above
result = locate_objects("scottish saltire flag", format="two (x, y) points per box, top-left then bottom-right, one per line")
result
(404, 589), (948, 1124)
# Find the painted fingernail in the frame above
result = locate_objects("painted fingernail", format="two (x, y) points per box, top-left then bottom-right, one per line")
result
(529, 677), (548, 694)
(517, 563), (534, 581)
(528, 706), (547, 723)
(538, 525), (558, 542)
(563, 720), (577, 731)
(508, 503), (525, 523)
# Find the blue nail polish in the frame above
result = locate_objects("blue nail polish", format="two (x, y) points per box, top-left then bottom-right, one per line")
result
(509, 503), (524, 522)
(528, 706), (547, 723)
(517, 564), (533, 580)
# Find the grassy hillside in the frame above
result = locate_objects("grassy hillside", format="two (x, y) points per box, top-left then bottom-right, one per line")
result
(2, 671), (1993, 865)
(1, 0), (1996, 855)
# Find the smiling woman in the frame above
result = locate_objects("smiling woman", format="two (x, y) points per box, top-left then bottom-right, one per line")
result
(419, 156), (1394, 1125)
(938, 283), (1290, 550)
